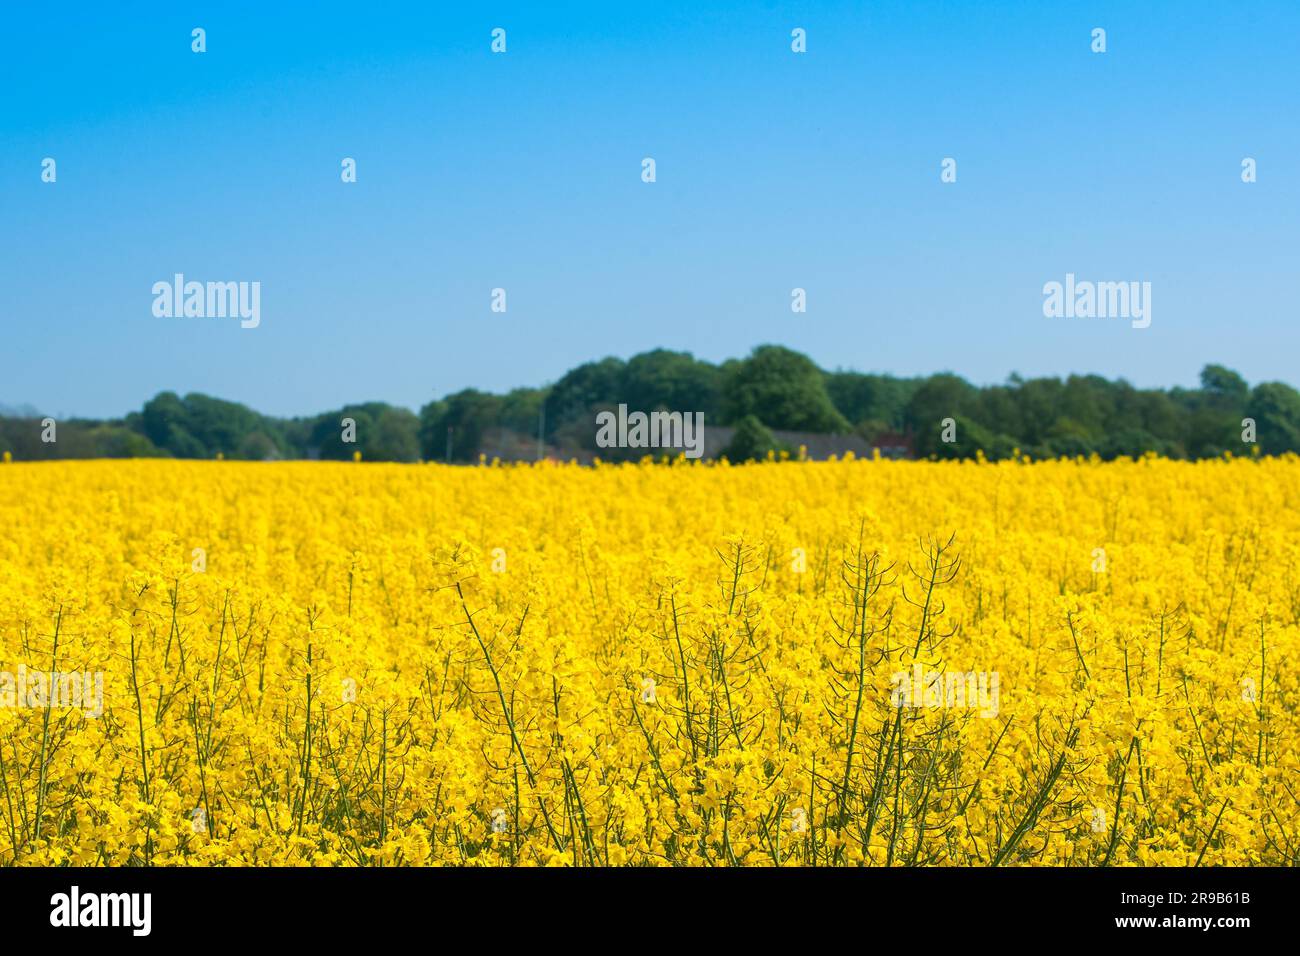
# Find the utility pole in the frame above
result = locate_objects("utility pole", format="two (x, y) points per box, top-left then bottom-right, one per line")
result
(537, 403), (545, 461)
(446, 426), (452, 464)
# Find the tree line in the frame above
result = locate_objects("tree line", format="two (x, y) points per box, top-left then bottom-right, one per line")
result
(4, 346), (1298, 462)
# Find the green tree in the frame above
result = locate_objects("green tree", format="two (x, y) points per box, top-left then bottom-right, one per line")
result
(1200, 365), (1249, 407)
(825, 371), (918, 429)
(497, 387), (548, 435)
(418, 390), (501, 461)
(312, 402), (419, 461)
(723, 415), (787, 461)
(1246, 382), (1300, 453)
(906, 374), (978, 454)
(920, 414), (997, 459)
(624, 349), (721, 418)
(543, 357), (627, 440)
(139, 392), (205, 457)
(723, 345), (849, 432)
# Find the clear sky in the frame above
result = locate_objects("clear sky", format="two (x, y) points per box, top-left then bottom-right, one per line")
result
(3, 1), (1297, 418)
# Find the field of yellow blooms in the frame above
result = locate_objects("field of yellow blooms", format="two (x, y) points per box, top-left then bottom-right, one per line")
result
(0, 456), (1297, 866)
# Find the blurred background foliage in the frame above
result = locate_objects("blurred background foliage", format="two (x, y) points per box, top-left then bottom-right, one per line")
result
(4, 348), (1296, 462)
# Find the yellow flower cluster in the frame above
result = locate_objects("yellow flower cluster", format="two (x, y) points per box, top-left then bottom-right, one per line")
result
(0, 456), (1296, 866)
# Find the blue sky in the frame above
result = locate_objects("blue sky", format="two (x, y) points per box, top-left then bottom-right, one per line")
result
(2, 1), (1297, 418)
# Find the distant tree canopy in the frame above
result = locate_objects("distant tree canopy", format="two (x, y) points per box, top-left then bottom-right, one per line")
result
(724, 415), (789, 462)
(4, 346), (1299, 462)
(535, 351), (722, 453)
(312, 403), (421, 462)
(723, 346), (850, 433)
(137, 392), (279, 459)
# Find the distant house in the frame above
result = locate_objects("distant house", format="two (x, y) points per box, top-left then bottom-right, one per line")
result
(475, 427), (597, 464)
(866, 430), (914, 460)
